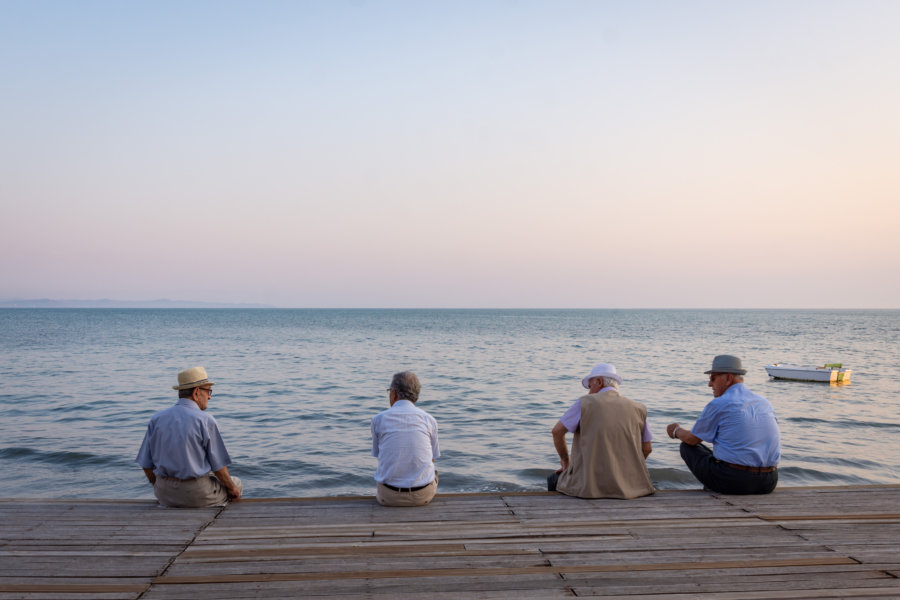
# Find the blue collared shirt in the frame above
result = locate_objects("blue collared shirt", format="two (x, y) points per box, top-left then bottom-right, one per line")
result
(136, 398), (232, 479)
(371, 399), (439, 488)
(691, 383), (781, 467)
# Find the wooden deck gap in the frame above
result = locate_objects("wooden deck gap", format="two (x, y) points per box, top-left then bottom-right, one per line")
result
(556, 570), (579, 596)
(778, 523), (815, 543)
(499, 495), (517, 517)
(138, 504), (227, 599)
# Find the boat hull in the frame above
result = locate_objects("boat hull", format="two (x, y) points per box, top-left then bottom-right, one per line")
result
(765, 365), (852, 383)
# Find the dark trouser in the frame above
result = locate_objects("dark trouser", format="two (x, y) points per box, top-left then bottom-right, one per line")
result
(547, 472), (559, 492)
(680, 442), (777, 495)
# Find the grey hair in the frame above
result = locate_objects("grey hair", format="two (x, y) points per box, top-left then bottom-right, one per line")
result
(602, 377), (619, 389)
(390, 371), (421, 402)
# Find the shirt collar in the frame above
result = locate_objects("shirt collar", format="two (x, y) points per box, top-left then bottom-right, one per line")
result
(726, 382), (745, 393)
(391, 399), (416, 409)
(176, 397), (201, 410)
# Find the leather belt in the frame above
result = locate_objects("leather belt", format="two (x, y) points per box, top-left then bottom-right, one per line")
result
(162, 476), (200, 482)
(381, 481), (432, 492)
(719, 461), (777, 473)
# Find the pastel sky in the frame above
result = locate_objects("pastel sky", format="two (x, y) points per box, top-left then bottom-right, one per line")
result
(2, 1), (899, 308)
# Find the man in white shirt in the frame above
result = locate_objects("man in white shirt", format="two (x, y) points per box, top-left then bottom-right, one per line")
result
(371, 371), (440, 506)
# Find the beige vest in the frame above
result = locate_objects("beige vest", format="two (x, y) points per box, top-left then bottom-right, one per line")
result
(557, 390), (655, 499)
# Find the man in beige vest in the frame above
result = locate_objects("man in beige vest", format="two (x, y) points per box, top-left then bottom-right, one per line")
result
(548, 363), (655, 499)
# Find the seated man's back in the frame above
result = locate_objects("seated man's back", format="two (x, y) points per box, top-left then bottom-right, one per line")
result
(551, 363), (655, 500)
(558, 389), (655, 499)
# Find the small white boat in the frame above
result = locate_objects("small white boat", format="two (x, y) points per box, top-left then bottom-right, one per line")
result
(765, 363), (851, 383)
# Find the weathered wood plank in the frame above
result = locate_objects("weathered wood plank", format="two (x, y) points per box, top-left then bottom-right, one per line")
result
(153, 556), (857, 584)
(140, 573), (572, 599)
(572, 588), (900, 599)
(0, 583), (147, 593)
(3, 486), (899, 599)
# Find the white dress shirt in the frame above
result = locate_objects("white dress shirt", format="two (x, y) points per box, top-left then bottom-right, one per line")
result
(371, 399), (439, 487)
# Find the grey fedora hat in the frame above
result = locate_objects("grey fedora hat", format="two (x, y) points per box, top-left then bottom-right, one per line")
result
(704, 355), (747, 375)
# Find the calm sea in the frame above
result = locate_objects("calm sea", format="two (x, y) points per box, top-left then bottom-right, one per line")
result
(1, 309), (898, 499)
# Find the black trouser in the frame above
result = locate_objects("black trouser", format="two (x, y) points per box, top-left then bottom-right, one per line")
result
(680, 442), (777, 495)
(547, 472), (559, 492)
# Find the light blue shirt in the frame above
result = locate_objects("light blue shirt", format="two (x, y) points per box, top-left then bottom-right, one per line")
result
(691, 383), (781, 467)
(136, 398), (232, 479)
(371, 399), (439, 488)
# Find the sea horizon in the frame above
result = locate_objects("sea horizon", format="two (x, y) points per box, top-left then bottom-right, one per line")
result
(2, 302), (898, 310)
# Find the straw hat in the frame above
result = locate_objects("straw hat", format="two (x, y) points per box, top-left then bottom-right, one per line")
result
(581, 363), (622, 388)
(172, 366), (216, 390)
(703, 355), (747, 375)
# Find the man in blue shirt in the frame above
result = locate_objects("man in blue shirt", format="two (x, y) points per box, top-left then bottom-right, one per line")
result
(136, 366), (242, 507)
(666, 355), (780, 495)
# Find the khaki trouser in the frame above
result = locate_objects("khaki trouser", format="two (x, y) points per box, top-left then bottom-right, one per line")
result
(154, 474), (242, 508)
(376, 474), (438, 507)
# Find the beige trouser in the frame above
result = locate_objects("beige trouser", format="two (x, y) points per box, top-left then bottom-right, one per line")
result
(376, 474), (438, 507)
(154, 474), (242, 508)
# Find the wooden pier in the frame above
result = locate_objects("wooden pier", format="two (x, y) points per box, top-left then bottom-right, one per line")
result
(2, 485), (899, 599)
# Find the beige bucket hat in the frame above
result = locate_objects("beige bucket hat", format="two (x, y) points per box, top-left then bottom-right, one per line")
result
(172, 366), (216, 390)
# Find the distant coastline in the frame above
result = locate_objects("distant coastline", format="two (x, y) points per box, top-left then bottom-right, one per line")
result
(0, 298), (275, 309)
(1, 301), (896, 310)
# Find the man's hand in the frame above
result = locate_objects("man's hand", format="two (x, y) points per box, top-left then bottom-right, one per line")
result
(142, 467), (156, 485)
(226, 483), (242, 501)
(667, 422), (701, 445)
(213, 466), (241, 501)
(556, 457), (570, 474)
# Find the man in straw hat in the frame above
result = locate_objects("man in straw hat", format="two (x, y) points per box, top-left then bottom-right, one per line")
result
(371, 371), (440, 506)
(136, 366), (242, 507)
(548, 363), (655, 499)
(667, 355), (780, 495)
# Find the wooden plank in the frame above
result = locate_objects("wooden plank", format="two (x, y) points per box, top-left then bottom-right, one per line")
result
(153, 556), (856, 585)
(180, 543), (540, 560)
(0, 594), (138, 600)
(143, 587), (574, 600)
(140, 573), (573, 599)
(0, 583), (147, 593)
(759, 514), (900, 521)
(577, 588), (900, 599)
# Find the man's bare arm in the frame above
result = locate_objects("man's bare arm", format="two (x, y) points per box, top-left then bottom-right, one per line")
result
(552, 420), (571, 473)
